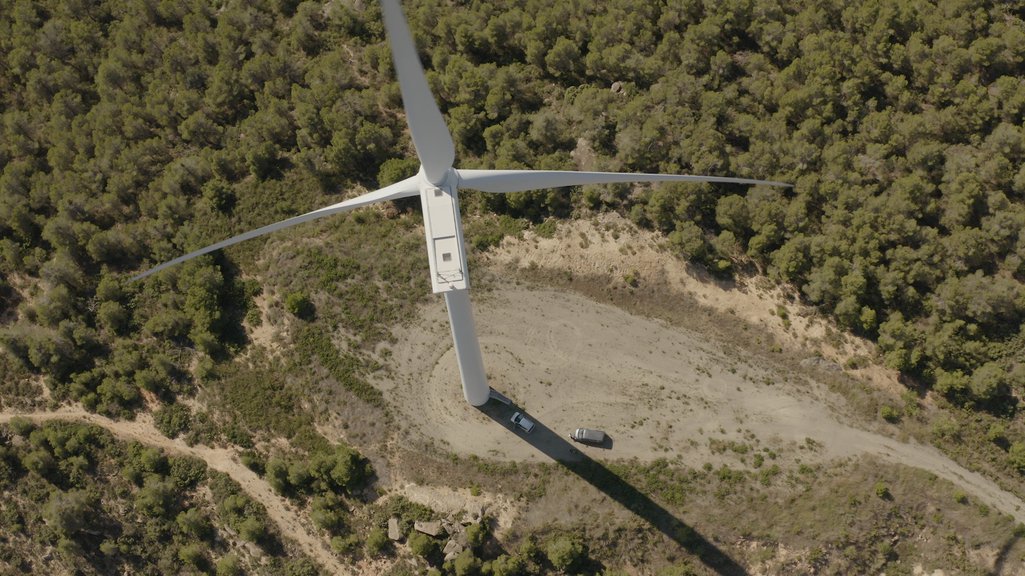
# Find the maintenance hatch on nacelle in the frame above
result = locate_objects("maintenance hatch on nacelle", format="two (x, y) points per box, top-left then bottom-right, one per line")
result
(421, 183), (468, 292)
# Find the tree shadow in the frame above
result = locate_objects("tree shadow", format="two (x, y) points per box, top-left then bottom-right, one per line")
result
(993, 531), (1024, 575)
(476, 398), (749, 576)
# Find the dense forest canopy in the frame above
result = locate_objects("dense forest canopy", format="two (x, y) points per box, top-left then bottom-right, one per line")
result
(1, 0), (1024, 419)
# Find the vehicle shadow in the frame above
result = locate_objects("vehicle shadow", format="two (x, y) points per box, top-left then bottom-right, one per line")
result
(476, 399), (748, 576)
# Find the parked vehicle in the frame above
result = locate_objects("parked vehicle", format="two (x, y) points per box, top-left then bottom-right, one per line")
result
(569, 428), (606, 445)
(510, 412), (535, 433)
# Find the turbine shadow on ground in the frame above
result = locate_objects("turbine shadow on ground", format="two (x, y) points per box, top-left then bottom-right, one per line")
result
(476, 398), (749, 576)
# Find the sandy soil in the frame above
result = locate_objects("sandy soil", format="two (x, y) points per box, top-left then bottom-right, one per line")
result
(379, 214), (1025, 525)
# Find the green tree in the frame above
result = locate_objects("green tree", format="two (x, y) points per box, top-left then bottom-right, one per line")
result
(545, 534), (587, 572)
(407, 530), (435, 558)
(44, 490), (97, 538)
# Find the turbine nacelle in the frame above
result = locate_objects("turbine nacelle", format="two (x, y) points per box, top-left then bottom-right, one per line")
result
(417, 167), (469, 293)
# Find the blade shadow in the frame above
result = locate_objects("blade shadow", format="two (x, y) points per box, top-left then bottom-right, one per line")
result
(476, 399), (749, 576)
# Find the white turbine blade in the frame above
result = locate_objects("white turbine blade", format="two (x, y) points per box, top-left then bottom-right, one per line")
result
(456, 169), (791, 193)
(132, 175), (421, 281)
(380, 0), (455, 185)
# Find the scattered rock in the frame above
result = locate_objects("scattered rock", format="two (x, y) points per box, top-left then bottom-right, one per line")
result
(443, 539), (465, 561)
(413, 520), (445, 537)
(800, 356), (841, 372)
(242, 541), (265, 559)
(461, 505), (485, 525)
(441, 519), (460, 536)
(610, 81), (624, 94)
(388, 517), (402, 541)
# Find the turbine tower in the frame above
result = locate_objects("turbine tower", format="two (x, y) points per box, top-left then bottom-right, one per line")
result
(134, 0), (790, 406)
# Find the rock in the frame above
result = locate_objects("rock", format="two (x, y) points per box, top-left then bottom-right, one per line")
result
(610, 81), (624, 94)
(242, 541), (264, 559)
(800, 356), (841, 372)
(461, 505), (484, 525)
(441, 519), (460, 536)
(413, 520), (445, 537)
(443, 539), (465, 561)
(388, 517), (402, 541)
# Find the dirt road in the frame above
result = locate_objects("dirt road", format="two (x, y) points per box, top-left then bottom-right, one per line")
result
(0, 409), (353, 575)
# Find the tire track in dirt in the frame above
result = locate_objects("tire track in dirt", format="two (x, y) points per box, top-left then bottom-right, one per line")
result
(0, 409), (353, 576)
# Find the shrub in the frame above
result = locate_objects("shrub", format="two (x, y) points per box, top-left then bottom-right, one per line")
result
(284, 292), (315, 320)
(331, 534), (360, 555)
(238, 516), (268, 543)
(310, 494), (347, 534)
(178, 543), (206, 568)
(7, 417), (35, 437)
(490, 554), (527, 576)
(987, 422), (1008, 445)
(265, 457), (290, 494)
(453, 548), (482, 576)
(874, 482), (891, 500)
(407, 530), (435, 558)
(366, 527), (390, 556)
(176, 508), (213, 539)
(216, 554), (242, 576)
(466, 522), (487, 551)
(880, 405), (901, 423)
(154, 403), (193, 439)
(1009, 442), (1025, 473)
(285, 558), (320, 576)
(545, 534), (586, 572)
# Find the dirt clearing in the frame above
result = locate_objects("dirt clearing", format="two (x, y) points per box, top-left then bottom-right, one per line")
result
(379, 214), (1025, 526)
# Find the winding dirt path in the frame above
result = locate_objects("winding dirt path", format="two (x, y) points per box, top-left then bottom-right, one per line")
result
(0, 409), (353, 576)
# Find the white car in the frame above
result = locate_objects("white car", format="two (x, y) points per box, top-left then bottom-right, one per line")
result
(569, 428), (607, 445)
(510, 412), (535, 433)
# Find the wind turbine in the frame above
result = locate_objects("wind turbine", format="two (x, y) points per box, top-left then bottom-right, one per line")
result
(134, 0), (790, 406)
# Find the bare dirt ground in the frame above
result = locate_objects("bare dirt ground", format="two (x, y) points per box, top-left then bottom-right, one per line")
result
(379, 213), (1025, 526)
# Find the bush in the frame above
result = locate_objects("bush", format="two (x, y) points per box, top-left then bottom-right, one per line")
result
(176, 508), (213, 539)
(7, 417), (35, 437)
(169, 456), (207, 490)
(987, 422), (1008, 446)
(310, 494), (347, 534)
(1009, 442), (1025, 473)
(545, 534), (586, 572)
(490, 554), (527, 576)
(366, 527), (390, 556)
(238, 516), (268, 543)
(466, 522), (487, 551)
(285, 292), (315, 320)
(178, 543), (206, 568)
(216, 554), (242, 576)
(265, 457), (290, 494)
(285, 558), (320, 576)
(874, 482), (891, 500)
(453, 548), (482, 576)
(880, 405), (901, 423)
(331, 534), (360, 555)
(407, 530), (435, 558)
(154, 403), (193, 439)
